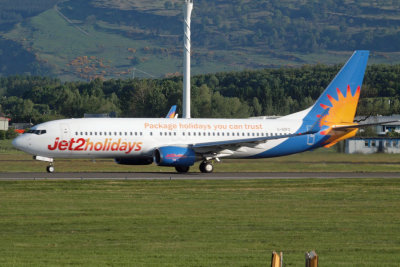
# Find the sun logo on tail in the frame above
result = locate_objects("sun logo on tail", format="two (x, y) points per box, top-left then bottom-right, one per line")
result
(319, 85), (361, 129)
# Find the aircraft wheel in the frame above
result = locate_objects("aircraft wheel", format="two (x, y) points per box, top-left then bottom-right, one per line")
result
(199, 161), (214, 173)
(175, 166), (190, 173)
(47, 165), (55, 173)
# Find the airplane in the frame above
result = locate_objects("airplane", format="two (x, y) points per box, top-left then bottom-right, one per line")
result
(166, 105), (178, 118)
(13, 50), (378, 173)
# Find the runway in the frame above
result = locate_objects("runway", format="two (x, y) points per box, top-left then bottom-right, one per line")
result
(1, 172), (400, 180)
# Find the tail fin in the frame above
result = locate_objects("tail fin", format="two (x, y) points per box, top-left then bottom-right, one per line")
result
(304, 50), (369, 124)
(166, 105), (177, 118)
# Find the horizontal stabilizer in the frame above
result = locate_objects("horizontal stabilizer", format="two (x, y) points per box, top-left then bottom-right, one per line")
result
(331, 120), (400, 130)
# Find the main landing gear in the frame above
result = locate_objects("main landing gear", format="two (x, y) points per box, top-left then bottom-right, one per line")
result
(175, 166), (190, 173)
(174, 161), (214, 174)
(199, 161), (214, 173)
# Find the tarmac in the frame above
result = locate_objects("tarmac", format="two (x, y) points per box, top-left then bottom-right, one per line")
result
(1, 172), (400, 180)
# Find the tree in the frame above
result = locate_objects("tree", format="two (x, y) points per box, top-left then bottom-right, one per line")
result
(252, 97), (262, 116)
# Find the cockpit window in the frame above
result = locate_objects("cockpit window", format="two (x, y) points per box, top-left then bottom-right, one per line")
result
(27, 130), (47, 135)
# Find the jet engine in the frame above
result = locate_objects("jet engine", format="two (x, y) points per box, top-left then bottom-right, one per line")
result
(153, 146), (196, 166)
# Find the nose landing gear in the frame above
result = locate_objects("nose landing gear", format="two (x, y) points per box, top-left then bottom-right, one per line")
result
(46, 164), (55, 173)
(33, 156), (55, 173)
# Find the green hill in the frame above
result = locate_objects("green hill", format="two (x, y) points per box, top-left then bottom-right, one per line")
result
(1, 0), (400, 80)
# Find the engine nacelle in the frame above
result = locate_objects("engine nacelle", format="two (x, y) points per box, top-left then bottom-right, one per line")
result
(114, 157), (153, 165)
(153, 146), (196, 167)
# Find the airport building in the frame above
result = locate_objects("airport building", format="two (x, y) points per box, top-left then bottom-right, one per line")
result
(345, 137), (400, 154)
(0, 117), (10, 131)
(346, 115), (400, 154)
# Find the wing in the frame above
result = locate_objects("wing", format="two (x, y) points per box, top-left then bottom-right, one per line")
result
(189, 109), (330, 156)
(190, 129), (314, 156)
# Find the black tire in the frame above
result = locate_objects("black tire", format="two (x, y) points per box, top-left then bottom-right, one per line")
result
(47, 165), (55, 173)
(199, 161), (214, 173)
(175, 166), (190, 173)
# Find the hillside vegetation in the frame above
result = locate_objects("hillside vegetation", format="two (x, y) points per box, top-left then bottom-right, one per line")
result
(0, 0), (400, 80)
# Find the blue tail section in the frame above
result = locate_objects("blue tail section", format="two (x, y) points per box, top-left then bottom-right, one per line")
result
(303, 50), (369, 123)
(252, 51), (370, 159)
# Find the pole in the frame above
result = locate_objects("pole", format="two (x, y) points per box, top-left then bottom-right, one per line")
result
(183, 0), (193, 118)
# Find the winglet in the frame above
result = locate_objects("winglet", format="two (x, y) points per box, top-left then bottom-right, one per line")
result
(166, 105), (177, 118)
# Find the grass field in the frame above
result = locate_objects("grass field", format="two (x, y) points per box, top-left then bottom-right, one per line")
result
(0, 179), (399, 266)
(2, 139), (400, 265)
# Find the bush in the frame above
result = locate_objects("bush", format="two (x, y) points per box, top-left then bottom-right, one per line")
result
(0, 130), (5, 140)
(5, 128), (18, 139)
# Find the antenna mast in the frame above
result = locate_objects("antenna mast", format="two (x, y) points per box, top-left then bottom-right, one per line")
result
(183, 0), (193, 118)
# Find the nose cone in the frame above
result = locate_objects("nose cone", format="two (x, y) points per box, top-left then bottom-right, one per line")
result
(12, 135), (26, 151)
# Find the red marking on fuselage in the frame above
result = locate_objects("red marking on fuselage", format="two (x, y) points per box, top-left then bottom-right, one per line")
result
(47, 138), (142, 154)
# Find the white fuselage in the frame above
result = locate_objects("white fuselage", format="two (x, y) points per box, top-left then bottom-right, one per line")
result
(13, 117), (306, 160)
